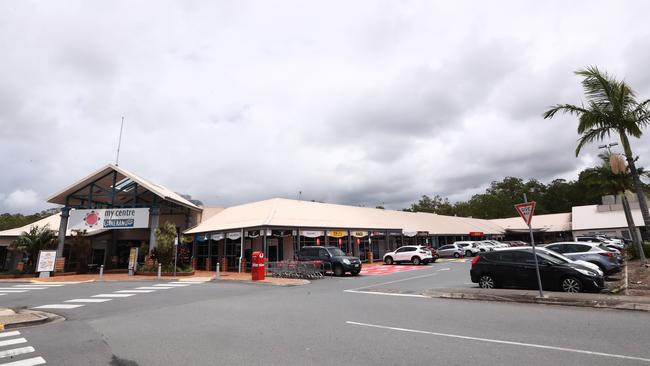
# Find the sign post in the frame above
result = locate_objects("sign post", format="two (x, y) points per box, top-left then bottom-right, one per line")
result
(173, 236), (179, 279)
(36, 250), (57, 278)
(128, 247), (139, 276)
(514, 195), (544, 298)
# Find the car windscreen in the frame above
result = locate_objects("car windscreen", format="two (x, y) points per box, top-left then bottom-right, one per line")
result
(541, 250), (571, 264)
(536, 251), (564, 265)
(327, 248), (346, 257)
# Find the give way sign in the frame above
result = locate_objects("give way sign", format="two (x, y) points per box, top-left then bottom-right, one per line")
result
(514, 201), (536, 227)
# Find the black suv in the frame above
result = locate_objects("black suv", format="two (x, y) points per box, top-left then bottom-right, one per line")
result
(296, 246), (362, 276)
(470, 248), (604, 293)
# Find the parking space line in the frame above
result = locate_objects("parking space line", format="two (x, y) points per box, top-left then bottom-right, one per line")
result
(65, 299), (112, 303)
(348, 271), (439, 291)
(136, 286), (172, 290)
(155, 284), (189, 287)
(32, 304), (84, 310)
(346, 321), (650, 363)
(115, 290), (156, 293)
(92, 294), (135, 298)
(344, 290), (427, 298)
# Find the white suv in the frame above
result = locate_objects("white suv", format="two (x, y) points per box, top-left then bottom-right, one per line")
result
(453, 241), (480, 257)
(383, 246), (434, 265)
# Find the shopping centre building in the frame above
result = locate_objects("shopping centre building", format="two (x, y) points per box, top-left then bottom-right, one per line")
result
(0, 164), (646, 272)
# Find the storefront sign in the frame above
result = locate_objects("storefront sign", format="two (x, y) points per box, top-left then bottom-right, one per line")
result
(417, 231), (429, 236)
(327, 230), (347, 238)
(69, 208), (150, 230)
(211, 233), (224, 241)
(227, 232), (241, 240)
(469, 232), (484, 237)
(36, 250), (56, 272)
(300, 230), (324, 238)
(370, 231), (385, 237)
(403, 231), (417, 237)
(351, 231), (367, 238)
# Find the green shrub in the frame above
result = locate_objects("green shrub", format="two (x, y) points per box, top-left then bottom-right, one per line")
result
(137, 264), (192, 273)
(626, 241), (650, 259)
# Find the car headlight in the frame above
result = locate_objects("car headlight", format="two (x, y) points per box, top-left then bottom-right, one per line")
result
(575, 268), (598, 277)
(342, 258), (351, 264)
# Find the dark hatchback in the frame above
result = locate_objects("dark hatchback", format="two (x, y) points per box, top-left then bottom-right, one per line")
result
(470, 248), (605, 293)
(296, 246), (362, 276)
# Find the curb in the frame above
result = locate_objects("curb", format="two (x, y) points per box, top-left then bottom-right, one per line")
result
(423, 290), (650, 312)
(0, 310), (62, 330)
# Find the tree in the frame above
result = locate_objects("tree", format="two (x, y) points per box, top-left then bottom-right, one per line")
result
(544, 66), (650, 240)
(406, 195), (454, 215)
(12, 225), (57, 272)
(151, 221), (178, 265)
(69, 230), (91, 273)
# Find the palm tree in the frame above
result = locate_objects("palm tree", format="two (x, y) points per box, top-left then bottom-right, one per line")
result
(544, 66), (650, 241)
(12, 225), (58, 272)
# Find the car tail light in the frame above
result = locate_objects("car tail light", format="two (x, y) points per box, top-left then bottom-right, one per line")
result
(471, 256), (480, 266)
(599, 252), (614, 257)
(419, 251), (427, 254)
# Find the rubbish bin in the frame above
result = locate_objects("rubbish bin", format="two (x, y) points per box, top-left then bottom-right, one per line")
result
(251, 251), (265, 281)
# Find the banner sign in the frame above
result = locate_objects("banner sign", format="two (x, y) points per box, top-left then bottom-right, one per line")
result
(36, 250), (56, 272)
(417, 231), (429, 236)
(300, 230), (324, 238)
(370, 231), (385, 237)
(69, 208), (150, 230)
(327, 230), (347, 238)
(351, 231), (368, 238)
(227, 232), (242, 240)
(403, 231), (417, 237)
(128, 247), (139, 273)
(469, 231), (484, 237)
(211, 233), (224, 241)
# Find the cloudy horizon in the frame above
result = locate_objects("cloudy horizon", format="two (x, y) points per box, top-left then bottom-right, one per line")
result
(2, 0), (650, 214)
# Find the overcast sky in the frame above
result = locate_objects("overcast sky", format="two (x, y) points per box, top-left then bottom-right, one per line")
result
(1, 0), (650, 214)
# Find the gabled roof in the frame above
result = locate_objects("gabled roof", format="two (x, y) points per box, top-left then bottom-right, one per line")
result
(47, 164), (201, 211)
(185, 198), (506, 235)
(490, 212), (572, 233)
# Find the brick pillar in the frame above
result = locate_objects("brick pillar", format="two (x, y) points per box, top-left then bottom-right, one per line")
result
(221, 257), (227, 272)
(205, 258), (212, 272)
(192, 257), (197, 270)
(55, 258), (66, 272)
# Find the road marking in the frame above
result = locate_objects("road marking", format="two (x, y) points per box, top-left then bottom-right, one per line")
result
(115, 290), (155, 293)
(28, 283), (65, 286)
(0, 338), (27, 347)
(0, 332), (20, 339)
(32, 304), (84, 309)
(436, 268), (451, 271)
(10, 287), (47, 290)
(348, 271), (439, 291)
(0, 289), (29, 292)
(157, 284), (189, 287)
(65, 299), (112, 303)
(0, 294), (5, 296)
(344, 290), (427, 298)
(346, 321), (650, 363)
(0, 356), (47, 366)
(136, 286), (172, 290)
(169, 281), (204, 284)
(0, 346), (35, 359)
(92, 294), (135, 298)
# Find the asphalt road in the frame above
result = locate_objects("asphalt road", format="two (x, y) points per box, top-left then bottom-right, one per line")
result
(1, 260), (649, 366)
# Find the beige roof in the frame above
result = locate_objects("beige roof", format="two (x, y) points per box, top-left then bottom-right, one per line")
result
(572, 204), (644, 231)
(47, 164), (201, 211)
(199, 206), (226, 222)
(185, 198), (505, 235)
(490, 212), (572, 233)
(0, 213), (106, 238)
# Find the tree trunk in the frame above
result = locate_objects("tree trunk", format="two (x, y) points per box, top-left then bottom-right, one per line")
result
(622, 193), (646, 264)
(620, 133), (650, 243)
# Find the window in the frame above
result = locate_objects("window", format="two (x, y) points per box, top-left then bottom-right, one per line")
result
(439, 245), (451, 250)
(397, 247), (415, 253)
(318, 248), (330, 260)
(513, 251), (535, 264)
(547, 245), (565, 253)
(574, 244), (592, 253)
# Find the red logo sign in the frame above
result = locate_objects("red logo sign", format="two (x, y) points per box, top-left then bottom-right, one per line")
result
(514, 202), (536, 226)
(83, 210), (101, 228)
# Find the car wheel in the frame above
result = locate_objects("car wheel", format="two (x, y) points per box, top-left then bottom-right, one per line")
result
(411, 256), (421, 265)
(431, 258), (437, 263)
(351, 270), (360, 276)
(384, 256), (394, 265)
(465, 250), (472, 257)
(561, 277), (582, 293)
(479, 275), (496, 289)
(453, 252), (460, 258)
(333, 265), (344, 277)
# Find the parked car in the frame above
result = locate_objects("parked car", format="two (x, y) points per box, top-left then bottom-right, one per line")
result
(296, 246), (361, 276)
(509, 246), (604, 276)
(576, 235), (624, 250)
(544, 242), (621, 275)
(437, 244), (465, 258)
(470, 248), (605, 293)
(476, 242), (494, 252)
(383, 245), (436, 265)
(453, 241), (480, 257)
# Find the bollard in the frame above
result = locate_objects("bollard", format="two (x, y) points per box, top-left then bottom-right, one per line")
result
(157, 263), (162, 279)
(216, 262), (220, 280)
(99, 265), (104, 281)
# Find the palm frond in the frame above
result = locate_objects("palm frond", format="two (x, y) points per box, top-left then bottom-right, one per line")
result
(542, 103), (589, 119)
(575, 127), (612, 156)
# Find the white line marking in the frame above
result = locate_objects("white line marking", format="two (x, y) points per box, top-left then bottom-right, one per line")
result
(436, 268), (451, 271)
(346, 321), (650, 363)
(33, 304), (84, 309)
(11, 287), (47, 290)
(0, 346), (35, 359)
(0, 331), (20, 338)
(0, 289), (29, 292)
(136, 286), (171, 290)
(348, 272), (438, 291)
(92, 294), (135, 298)
(344, 290), (427, 298)
(65, 299), (112, 303)
(0, 356), (47, 366)
(115, 290), (155, 293)
(29, 283), (65, 286)
(169, 281), (204, 284)
(157, 284), (189, 287)
(0, 338), (27, 347)
(0, 294), (5, 296)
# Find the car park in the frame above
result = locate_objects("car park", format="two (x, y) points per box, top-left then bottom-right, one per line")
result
(383, 245), (435, 265)
(544, 242), (621, 275)
(296, 246), (362, 276)
(453, 241), (480, 257)
(576, 235), (625, 250)
(437, 243), (465, 258)
(508, 246), (604, 276)
(470, 248), (605, 293)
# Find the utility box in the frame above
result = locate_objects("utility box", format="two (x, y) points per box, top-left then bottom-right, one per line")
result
(251, 251), (265, 281)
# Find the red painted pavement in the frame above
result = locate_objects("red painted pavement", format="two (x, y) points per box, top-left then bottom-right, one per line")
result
(359, 264), (428, 276)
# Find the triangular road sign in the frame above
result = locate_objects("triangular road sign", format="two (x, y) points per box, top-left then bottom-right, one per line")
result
(514, 201), (536, 226)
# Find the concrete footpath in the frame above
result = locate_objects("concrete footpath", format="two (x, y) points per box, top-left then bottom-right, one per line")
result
(0, 308), (59, 330)
(423, 288), (650, 312)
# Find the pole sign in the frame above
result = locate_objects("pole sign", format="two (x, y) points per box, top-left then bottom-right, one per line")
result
(514, 202), (536, 227)
(36, 250), (57, 272)
(128, 247), (139, 276)
(69, 208), (150, 230)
